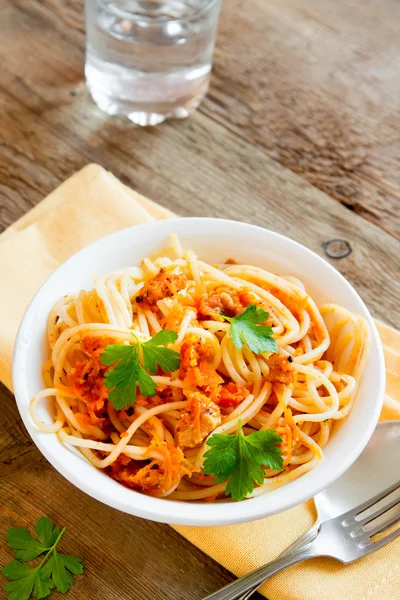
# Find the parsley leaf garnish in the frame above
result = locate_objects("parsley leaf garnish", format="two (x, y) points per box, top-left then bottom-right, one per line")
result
(100, 344), (152, 410)
(215, 304), (278, 355)
(41, 553), (83, 594)
(203, 420), (283, 501)
(2, 517), (83, 600)
(100, 329), (181, 410)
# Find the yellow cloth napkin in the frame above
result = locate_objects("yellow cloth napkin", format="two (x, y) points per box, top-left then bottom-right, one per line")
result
(1, 164), (399, 600)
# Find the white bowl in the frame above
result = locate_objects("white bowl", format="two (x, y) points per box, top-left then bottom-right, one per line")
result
(13, 218), (385, 525)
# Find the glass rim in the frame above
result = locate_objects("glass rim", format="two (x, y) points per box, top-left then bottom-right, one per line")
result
(96, 0), (221, 24)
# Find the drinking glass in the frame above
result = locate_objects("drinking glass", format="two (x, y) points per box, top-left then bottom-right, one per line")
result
(85, 0), (221, 126)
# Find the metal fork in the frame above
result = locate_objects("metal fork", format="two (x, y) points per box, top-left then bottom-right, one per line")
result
(202, 480), (400, 600)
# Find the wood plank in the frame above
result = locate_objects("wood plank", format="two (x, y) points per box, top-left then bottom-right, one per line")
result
(202, 0), (400, 239)
(5, 0), (400, 239)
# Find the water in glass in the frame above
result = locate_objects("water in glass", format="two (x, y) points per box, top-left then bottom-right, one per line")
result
(85, 0), (221, 125)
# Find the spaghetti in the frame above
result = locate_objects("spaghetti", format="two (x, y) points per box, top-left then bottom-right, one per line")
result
(30, 234), (370, 501)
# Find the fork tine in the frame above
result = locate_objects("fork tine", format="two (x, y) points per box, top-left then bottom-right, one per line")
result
(361, 524), (400, 555)
(342, 480), (400, 524)
(359, 491), (400, 527)
(364, 509), (400, 539)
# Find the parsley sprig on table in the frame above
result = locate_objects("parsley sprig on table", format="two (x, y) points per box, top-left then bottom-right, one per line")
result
(203, 420), (283, 501)
(2, 517), (83, 600)
(215, 304), (278, 355)
(100, 329), (181, 410)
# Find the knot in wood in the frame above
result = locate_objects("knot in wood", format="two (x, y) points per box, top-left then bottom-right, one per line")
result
(322, 239), (352, 259)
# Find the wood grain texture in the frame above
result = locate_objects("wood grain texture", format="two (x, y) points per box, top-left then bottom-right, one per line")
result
(203, 0), (400, 239)
(3, 0), (400, 237)
(0, 0), (400, 599)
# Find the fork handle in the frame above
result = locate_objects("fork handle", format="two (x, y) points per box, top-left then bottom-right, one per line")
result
(202, 546), (317, 600)
(236, 523), (321, 600)
(280, 522), (321, 557)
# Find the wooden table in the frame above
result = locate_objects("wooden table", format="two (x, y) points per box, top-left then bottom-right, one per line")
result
(1, 1), (400, 598)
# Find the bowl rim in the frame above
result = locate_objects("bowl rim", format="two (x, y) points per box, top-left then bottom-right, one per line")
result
(12, 217), (386, 525)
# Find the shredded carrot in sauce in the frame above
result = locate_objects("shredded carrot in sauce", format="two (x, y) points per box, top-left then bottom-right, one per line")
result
(109, 442), (196, 496)
(180, 335), (223, 388)
(59, 336), (114, 427)
(204, 494), (218, 503)
(184, 363), (224, 388)
(276, 420), (295, 467)
(176, 390), (221, 448)
(196, 287), (253, 319)
(135, 268), (187, 310)
(266, 354), (294, 385)
(209, 382), (249, 408)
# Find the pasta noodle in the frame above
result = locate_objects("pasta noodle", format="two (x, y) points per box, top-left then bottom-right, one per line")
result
(30, 234), (370, 501)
